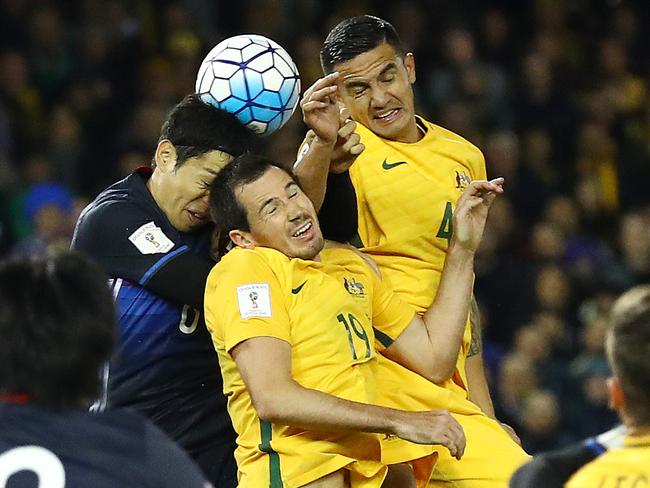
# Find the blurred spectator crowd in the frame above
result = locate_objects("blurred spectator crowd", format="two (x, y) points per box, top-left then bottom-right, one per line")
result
(0, 0), (647, 454)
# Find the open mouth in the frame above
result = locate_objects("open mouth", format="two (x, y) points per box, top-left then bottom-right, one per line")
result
(373, 108), (400, 122)
(293, 221), (313, 238)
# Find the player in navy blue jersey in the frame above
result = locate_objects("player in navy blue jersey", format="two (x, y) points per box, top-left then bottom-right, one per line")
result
(71, 88), (350, 486)
(71, 95), (258, 486)
(0, 252), (209, 488)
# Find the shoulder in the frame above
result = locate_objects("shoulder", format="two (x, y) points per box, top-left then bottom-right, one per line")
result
(74, 174), (155, 234)
(323, 241), (381, 277)
(208, 247), (289, 287)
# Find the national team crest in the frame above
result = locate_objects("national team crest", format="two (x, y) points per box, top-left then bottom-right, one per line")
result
(455, 170), (472, 190)
(343, 277), (366, 296)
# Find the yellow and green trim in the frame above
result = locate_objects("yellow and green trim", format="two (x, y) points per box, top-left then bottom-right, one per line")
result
(259, 420), (283, 487)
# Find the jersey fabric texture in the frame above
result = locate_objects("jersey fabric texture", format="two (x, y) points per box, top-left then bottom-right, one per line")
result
(375, 354), (530, 487)
(0, 403), (208, 488)
(205, 245), (422, 488)
(349, 116), (487, 395)
(565, 434), (650, 488)
(71, 169), (236, 484)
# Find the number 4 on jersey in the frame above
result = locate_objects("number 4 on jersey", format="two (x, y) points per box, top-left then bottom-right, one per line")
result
(436, 201), (453, 241)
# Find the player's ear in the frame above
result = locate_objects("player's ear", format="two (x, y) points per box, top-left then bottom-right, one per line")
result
(404, 52), (416, 84)
(607, 376), (625, 411)
(155, 140), (178, 173)
(229, 229), (255, 249)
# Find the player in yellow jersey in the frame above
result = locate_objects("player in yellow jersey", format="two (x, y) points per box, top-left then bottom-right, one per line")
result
(313, 12), (496, 416)
(512, 285), (650, 488)
(204, 153), (506, 487)
(512, 286), (650, 487)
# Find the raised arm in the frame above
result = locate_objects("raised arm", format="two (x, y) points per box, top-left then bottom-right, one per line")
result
(231, 335), (465, 459)
(293, 73), (364, 213)
(381, 178), (504, 383)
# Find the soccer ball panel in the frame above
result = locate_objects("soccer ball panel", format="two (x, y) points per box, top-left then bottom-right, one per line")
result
(221, 96), (248, 114)
(254, 90), (282, 109)
(278, 78), (297, 106)
(225, 35), (252, 49)
(211, 61), (240, 79)
(263, 69), (285, 92)
(228, 70), (248, 100)
(248, 120), (268, 134)
(208, 77), (232, 102)
(246, 70), (265, 99)
(217, 47), (243, 64)
(248, 54), (275, 72)
(242, 43), (268, 62)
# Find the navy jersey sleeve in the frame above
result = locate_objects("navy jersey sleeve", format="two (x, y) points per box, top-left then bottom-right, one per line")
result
(318, 171), (358, 243)
(72, 200), (214, 310)
(145, 421), (211, 488)
(509, 443), (600, 488)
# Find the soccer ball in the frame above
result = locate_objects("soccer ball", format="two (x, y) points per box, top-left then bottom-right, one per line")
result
(195, 34), (301, 136)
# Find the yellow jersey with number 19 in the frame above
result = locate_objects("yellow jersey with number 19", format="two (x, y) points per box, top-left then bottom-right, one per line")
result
(349, 116), (486, 395)
(204, 245), (415, 488)
(565, 434), (650, 488)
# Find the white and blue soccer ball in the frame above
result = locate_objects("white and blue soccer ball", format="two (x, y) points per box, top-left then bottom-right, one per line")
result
(195, 34), (301, 136)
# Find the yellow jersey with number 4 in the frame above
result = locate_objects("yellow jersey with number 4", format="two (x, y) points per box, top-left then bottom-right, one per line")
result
(204, 245), (414, 488)
(566, 434), (650, 488)
(349, 116), (487, 394)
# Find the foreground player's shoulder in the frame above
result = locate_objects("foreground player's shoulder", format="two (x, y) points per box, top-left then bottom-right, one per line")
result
(101, 409), (209, 487)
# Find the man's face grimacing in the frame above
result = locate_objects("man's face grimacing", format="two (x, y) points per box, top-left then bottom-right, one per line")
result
(153, 141), (233, 232)
(230, 166), (325, 260)
(335, 41), (419, 144)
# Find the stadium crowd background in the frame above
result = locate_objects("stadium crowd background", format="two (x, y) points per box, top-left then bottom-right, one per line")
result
(0, 0), (647, 455)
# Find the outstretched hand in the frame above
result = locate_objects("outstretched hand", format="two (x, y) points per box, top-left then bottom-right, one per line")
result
(451, 178), (505, 252)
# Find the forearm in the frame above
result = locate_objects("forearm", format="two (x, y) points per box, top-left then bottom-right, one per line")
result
(256, 378), (402, 435)
(422, 245), (475, 379)
(293, 137), (335, 212)
(465, 354), (496, 417)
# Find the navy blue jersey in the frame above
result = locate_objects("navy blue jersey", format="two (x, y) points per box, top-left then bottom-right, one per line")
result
(71, 169), (236, 485)
(0, 403), (208, 488)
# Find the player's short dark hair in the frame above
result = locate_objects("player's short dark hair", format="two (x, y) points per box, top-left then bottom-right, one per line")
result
(321, 15), (405, 73)
(0, 252), (116, 409)
(608, 285), (650, 424)
(210, 153), (294, 235)
(156, 94), (260, 168)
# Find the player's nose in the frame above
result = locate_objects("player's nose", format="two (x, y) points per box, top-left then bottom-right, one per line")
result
(369, 85), (391, 108)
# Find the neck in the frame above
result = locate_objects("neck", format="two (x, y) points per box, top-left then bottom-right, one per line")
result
(146, 171), (161, 204)
(403, 117), (424, 143)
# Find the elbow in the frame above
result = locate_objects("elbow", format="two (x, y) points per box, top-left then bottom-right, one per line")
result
(252, 394), (284, 423)
(425, 358), (457, 384)
(251, 383), (296, 423)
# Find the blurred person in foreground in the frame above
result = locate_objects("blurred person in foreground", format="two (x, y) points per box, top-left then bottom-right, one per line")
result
(511, 285), (650, 487)
(0, 251), (209, 487)
(206, 153), (529, 487)
(71, 89), (346, 486)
